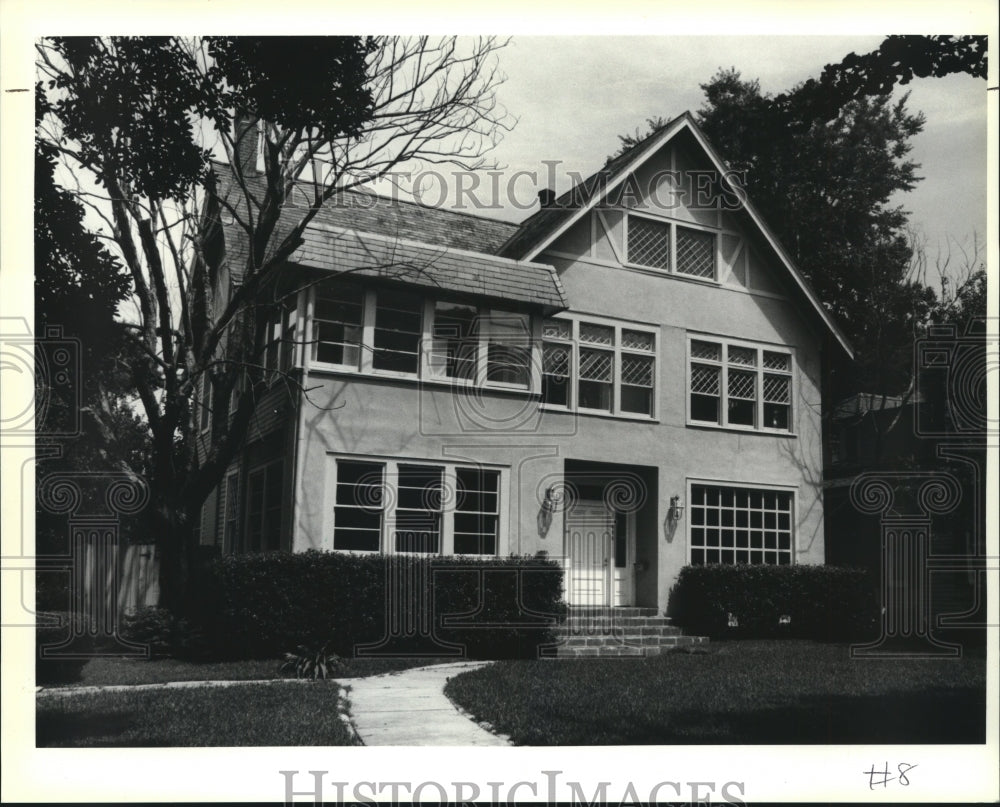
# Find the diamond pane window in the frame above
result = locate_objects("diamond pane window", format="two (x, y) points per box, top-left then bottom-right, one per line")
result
(579, 347), (613, 411)
(728, 370), (756, 400)
(622, 329), (655, 352)
(688, 337), (792, 431)
(579, 322), (613, 346)
(676, 226), (716, 279)
(543, 318), (572, 340)
(763, 374), (790, 404)
(728, 369), (756, 426)
(542, 343), (571, 407)
(728, 345), (757, 367)
(690, 364), (721, 423)
(691, 340), (721, 362)
(628, 216), (671, 270)
(763, 351), (791, 371)
(621, 354), (654, 416)
(763, 373), (791, 430)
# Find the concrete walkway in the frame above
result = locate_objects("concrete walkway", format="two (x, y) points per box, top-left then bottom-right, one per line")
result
(340, 661), (509, 746)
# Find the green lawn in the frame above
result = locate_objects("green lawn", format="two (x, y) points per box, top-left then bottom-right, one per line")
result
(37, 681), (356, 747)
(444, 640), (987, 745)
(39, 655), (454, 688)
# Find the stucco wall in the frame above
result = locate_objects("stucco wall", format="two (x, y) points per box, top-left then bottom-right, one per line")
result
(288, 141), (829, 613)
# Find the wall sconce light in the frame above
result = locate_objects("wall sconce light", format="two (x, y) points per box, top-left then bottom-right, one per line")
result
(668, 495), (685, 526)
(542, 486), (564, 513)
(537, 486), (565, 538)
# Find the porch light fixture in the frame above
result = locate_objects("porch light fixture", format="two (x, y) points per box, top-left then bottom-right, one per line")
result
(537, 485), (565, 538)
(667, 495), (684, 526)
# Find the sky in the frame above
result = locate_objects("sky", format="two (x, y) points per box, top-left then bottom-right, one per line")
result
(463, 35), (989, 258)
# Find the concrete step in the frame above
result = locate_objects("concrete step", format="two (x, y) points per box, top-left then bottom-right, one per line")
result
(560, 626), (683, 639)
(565, 606), (660, 617)
(562, 616), (676, 630)
(548, 635), (709, 658)
(558, 634), (690, 648)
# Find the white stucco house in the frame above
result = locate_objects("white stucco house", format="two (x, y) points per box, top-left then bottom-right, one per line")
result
(195, 111), (852, 622)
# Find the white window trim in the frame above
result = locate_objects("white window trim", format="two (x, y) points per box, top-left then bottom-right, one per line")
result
(309, 284), (537, 394)
(540, 313), (659, 421)
(685, 477), (798, 566)
(623, 211), (721, 284)
(325, 453), (508, 558)
(686, 333), (795, 435)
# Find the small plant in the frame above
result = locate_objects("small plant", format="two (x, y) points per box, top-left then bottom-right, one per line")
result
(281, 644), (344, 679)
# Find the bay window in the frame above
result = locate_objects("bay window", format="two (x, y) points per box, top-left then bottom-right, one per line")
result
(431, 301), (478, 381)
(484, 311), (531, 388)
(314, 283), (364, 367)
(372, 289), (423, 374)
(311, 279), (533, 390)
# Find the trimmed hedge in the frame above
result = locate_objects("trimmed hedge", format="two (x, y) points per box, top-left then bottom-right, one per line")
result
(191, 551), (565, 660)
(668, 564), (879, 641)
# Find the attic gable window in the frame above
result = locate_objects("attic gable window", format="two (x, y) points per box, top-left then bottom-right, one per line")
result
(625, 215), (718, 282)
(676, 226), (716, 279)
(627, 216), (671, 270)
(688, 335), (793, 433)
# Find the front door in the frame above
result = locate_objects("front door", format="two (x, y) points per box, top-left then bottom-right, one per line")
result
(565, 500), (633, 606)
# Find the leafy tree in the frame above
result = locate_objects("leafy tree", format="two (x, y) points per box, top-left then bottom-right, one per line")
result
(35, 36), (512, 607)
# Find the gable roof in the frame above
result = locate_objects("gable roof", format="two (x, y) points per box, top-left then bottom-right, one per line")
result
(211, 164), (565, 310)
(498, 112), (854, 358)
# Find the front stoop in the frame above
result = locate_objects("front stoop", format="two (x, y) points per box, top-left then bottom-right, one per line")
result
(545, 607), (710, 658)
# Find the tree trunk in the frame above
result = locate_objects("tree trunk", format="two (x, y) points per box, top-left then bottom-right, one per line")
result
(154, 498), (196, 616)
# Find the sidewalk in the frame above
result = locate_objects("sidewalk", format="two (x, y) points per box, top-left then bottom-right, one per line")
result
(340, 661), (509, 746)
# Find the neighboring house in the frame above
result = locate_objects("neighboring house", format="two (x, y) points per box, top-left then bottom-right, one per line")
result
(195, 111), (853, 615)
(825, 391), (983, 625)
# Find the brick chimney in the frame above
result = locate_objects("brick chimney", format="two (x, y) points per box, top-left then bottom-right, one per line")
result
(233, 113), (261, 175)
(538, 188), (556, 208)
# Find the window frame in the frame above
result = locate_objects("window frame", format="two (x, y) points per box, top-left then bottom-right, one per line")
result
(686, 478), (797, 566)
(243, 459), (284, 553)
(221, 470), (240, 554)
(624, 212), (720, 283)
(328, 455), (506, 557)
(309, 282), (535, 393)
(686, 334), (795, 435)
(540, 314), (659, 421)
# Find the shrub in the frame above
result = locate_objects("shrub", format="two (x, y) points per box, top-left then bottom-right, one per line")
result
(191, 551), (565, 660)
(281, 644), (343, 679)
(120, 607), (204, 658)
(668, 564), (879, 641)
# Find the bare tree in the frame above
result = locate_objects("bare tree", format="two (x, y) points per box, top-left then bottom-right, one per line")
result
(35, 35), (513, 605)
